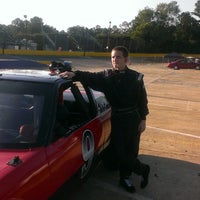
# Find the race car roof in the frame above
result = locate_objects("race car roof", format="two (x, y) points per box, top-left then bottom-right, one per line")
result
(0, 69), (71, 84)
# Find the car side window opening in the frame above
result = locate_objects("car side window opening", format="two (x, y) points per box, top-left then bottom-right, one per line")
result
(52, 83), (91, 141)
(93, 92), (111, 113)
(0, 93), (44, 144)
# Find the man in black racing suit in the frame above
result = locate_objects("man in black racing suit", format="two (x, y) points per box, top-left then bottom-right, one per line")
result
(60, 46), (150, 193)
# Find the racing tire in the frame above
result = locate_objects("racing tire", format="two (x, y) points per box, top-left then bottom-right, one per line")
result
(174, 66), (179, 70)
(195, 66), (200, 70)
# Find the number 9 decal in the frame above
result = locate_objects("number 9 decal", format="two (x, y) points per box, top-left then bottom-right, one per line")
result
(80, 129), (94, 179)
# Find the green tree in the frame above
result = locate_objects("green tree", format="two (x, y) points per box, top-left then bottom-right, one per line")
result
(154, 1), (180, 26)
(193, 0), (200, 17)
(174, 12), (200, 52)
(1, 0), (200, 53)
(130, 1), (180, 52)
(130, 7), (154, 52)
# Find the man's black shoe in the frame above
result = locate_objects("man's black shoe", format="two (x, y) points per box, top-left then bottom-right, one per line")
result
(140, 165), (150, 189)
(119, 178), (136, 193)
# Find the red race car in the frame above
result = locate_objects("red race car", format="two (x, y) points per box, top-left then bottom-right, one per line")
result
(0, 68), (111, 199)
(167, 58), (200, 70)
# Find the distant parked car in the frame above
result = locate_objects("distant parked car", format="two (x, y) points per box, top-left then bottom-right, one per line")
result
(167, 58), (200, 70)
(164, 52), (185, 62)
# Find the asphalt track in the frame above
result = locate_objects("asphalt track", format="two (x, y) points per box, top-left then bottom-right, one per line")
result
(0, 58), (47, 69)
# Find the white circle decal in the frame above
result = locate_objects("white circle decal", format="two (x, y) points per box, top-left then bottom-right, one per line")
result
(82, 130), (94, 161)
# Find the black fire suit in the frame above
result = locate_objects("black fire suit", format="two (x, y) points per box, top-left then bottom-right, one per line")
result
(73, 66), (149, 178)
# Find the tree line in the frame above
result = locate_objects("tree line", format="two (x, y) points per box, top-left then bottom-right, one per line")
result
(1, 1), (200, 53)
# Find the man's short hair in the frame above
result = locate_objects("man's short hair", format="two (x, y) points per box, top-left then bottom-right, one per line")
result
(112, 46), (129, 57)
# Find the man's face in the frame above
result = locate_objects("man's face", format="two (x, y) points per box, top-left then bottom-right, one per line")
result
(111, 50), (128, 71)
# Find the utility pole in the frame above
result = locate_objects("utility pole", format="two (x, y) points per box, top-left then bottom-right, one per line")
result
(106, 21), (111, 51)
(41, 23), (56, 50)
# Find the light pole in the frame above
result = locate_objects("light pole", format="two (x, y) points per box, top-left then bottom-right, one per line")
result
(24, 15), (28, 49)
(106, 21), (111, 51)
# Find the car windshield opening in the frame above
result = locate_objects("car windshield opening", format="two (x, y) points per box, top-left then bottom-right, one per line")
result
(0, 93), (44, 144)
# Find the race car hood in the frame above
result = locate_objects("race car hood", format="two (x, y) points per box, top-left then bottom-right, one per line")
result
(0, 147), (52, 199)
(0, 147), (46, 178)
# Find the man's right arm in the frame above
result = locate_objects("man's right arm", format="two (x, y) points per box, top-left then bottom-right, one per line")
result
(59, 71), (76, 79)
(59, 70), (105, 92)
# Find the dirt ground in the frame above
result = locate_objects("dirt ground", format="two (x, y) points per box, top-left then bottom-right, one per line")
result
(55, 57), (200, 200)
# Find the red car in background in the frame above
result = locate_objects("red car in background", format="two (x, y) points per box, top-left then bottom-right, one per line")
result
(0, 65), (111, 199)
(167, 58), (200, 70)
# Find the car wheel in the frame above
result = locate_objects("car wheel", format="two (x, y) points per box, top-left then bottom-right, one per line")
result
(174, 66), (179, 70)
(195, 66), (200, 70)
(78, 130), (95, 181)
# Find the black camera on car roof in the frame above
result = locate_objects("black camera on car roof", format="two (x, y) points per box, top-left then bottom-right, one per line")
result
(49, 60), (72, 74)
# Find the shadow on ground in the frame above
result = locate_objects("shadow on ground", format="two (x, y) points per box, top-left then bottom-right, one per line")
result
(51, 155), (200, 200)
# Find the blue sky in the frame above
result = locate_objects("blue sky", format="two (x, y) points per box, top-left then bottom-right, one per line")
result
(0, 0), (198, 31)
